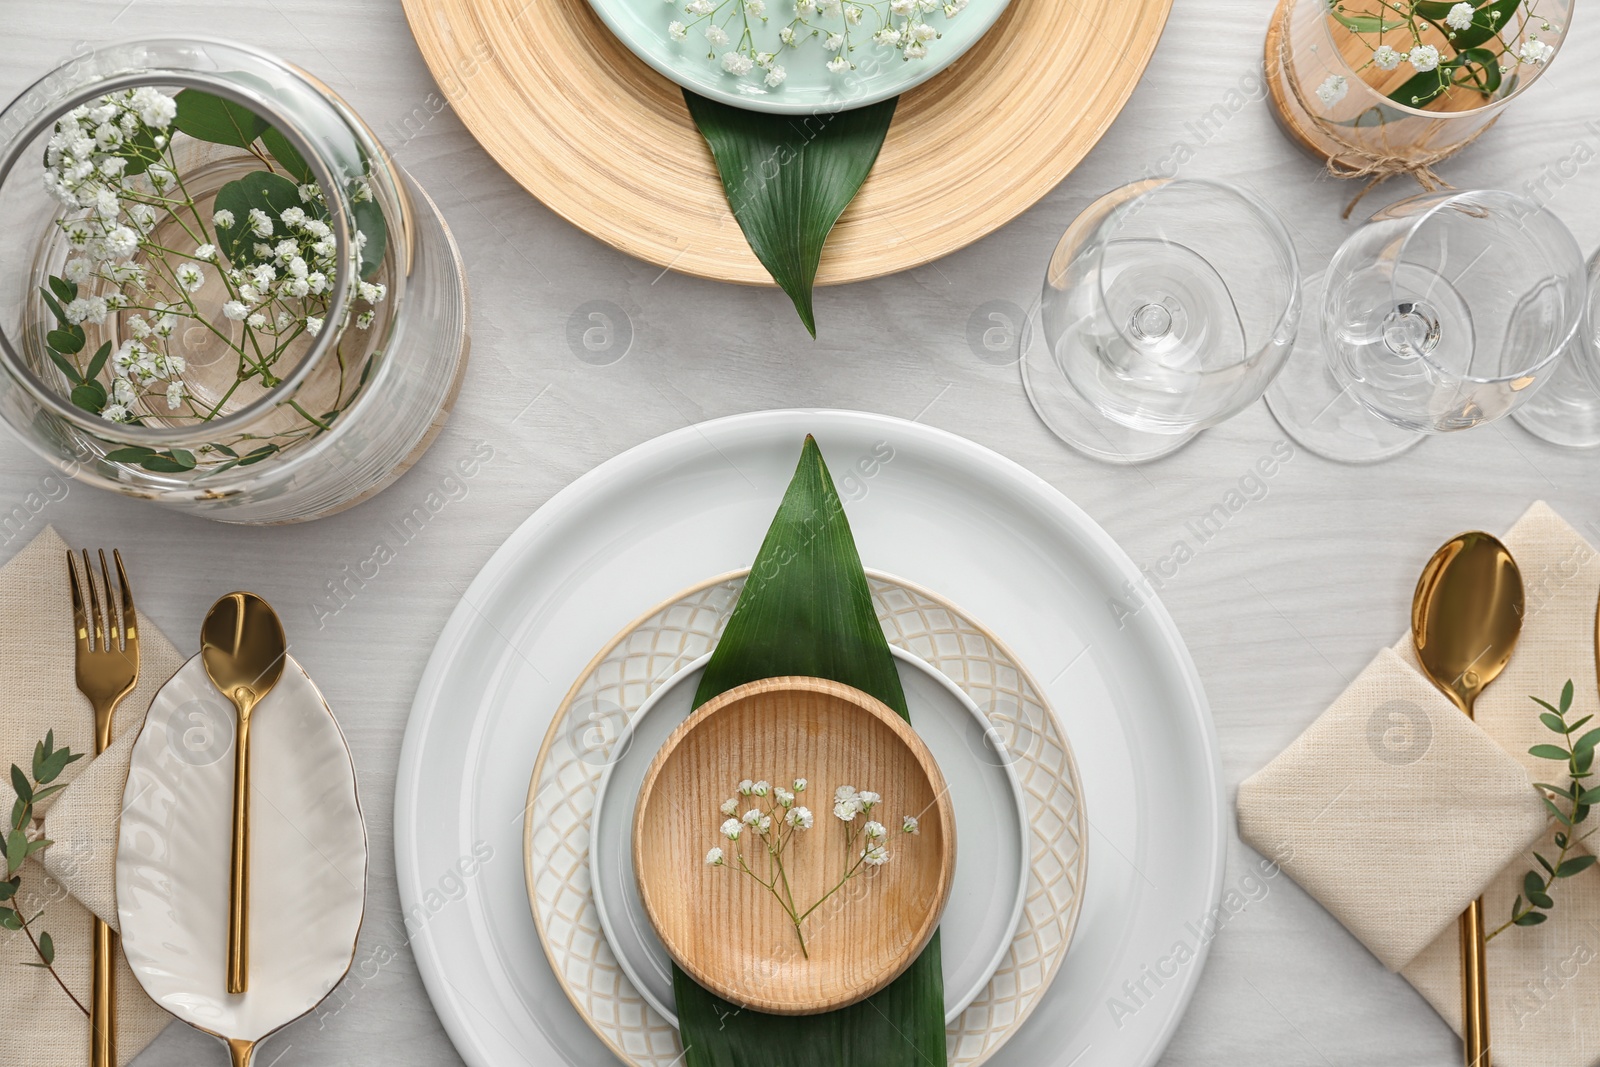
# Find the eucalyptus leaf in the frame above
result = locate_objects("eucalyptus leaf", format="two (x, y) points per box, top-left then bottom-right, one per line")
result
(39, 930), (54, 965)
(71, 380), (107, 415)
(174, 88), (269, 150)
(0, 907), (19, 931)
(9, 766), (30, 804)
(48, 276), (77, 304)
(1530, 744), (1570, 761)
(45, 349), (81, 386)
(262, 125), (314, 184)
(1514, 910), (1548, 926)
(47, 327), (85, 356)
(1556, 855), (1597, 878)
(103, 446), (157, 464)
(684, 92), (897, 336)
(353, 195), (387, 279)
(674, 436), (946, 1067)
(0, 878), (15, 902)
(84, 341), (112, 382)
(213, 170), (312, 269)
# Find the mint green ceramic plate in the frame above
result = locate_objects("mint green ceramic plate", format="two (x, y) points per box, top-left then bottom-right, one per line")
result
(585, 0), (1012, 114)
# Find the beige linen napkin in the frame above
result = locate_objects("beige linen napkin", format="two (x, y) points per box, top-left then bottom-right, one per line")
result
(1239, 501), (1600, 1067)
(0, 526), (182, 1066)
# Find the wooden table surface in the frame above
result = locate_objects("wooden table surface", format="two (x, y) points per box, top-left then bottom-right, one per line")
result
(3, 2), (1598, 1064)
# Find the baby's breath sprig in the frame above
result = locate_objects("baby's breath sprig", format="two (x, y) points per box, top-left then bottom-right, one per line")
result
(705, 777), (919, 956)
(1488, 680), (1599, 940)
(2, 731), (87, 1014)
(667, 0), (967, 89)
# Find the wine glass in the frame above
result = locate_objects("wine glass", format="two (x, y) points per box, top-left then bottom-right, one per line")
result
(1024, 179), (1301, 464)
(1265, 189), (1586, 463)
(1512, 248), (1600, 448)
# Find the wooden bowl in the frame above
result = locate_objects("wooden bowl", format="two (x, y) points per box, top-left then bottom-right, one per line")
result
(633, 676), (955, 1015)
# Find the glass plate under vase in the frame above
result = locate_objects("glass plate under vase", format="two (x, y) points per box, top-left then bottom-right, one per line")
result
(0, 38), (469, 524)
(1262, 0), (1571, 196)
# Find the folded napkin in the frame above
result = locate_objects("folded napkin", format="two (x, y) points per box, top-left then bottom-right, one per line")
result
(1239, 501), (1600, 1067)
(0, 526), (182, 1067)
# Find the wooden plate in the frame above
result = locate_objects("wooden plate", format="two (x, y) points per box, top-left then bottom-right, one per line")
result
(401, 0), (1172, 285)
(633, 676), (956, 1015)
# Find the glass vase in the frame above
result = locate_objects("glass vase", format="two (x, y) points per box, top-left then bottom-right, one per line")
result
(0, 38), (470, 524)
(1263, 0), (1571, 192)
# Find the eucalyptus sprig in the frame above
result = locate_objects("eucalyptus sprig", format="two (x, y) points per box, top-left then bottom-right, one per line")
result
(1488, 680), (1599, 940)
(2, 731), (87, 1013)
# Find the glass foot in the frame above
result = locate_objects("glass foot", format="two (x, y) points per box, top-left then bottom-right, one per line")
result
(1263, 328), (1423, 464)
(1512, 349), (1600, 448)
(1021, 328), (1198, 465)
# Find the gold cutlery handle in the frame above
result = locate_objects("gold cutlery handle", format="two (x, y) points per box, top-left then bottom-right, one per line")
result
(90, 916), (115, 1067)
(227, 701), (253, 995)
(1460, 897), (1490, 1067)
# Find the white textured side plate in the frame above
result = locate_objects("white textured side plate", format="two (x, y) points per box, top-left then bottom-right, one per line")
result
(117, 654), (368, 1045)
(588, 646), (1032, 1028)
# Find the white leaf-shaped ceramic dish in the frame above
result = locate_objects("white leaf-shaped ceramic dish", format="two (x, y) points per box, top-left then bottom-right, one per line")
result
(117, 653), (367, 1065)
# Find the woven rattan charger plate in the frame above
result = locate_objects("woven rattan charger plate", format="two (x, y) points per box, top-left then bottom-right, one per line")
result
(524, 570), (1087, 1067)
(401, 0), (1172, 285)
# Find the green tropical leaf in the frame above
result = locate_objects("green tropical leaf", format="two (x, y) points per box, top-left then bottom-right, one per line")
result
(674, 435), (946, 1067)
(684, 92), (897, 337)
(174, 88), (269, 150)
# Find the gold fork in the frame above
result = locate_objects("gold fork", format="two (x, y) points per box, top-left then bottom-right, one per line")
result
(68, 549), (139, 1067)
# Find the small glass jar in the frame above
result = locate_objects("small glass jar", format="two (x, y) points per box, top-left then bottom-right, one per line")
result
(1263, 0), (1571, 189)
(0, 39), (469, 524)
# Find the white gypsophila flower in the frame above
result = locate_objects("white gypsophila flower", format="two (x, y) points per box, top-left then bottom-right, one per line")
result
(1315, 74), (1348, 107)
(147, 164), (174, 190)
(298, 182), (321, 203)
(112, 378), (135, 405)
(358, 279), (385, 302)
(84, 296), (108, 324)
(1519, 37), (1555, 64)
(63, 258), (92, 285)
(1445, 2), (1474, 30)
(720, 797), (739, 816)
(127, 315), (151, 338)
(721, 817), (744, 840)
(861, 844), (889, 866)
(104, 226), (138, 259)
(305, 315), (324, 336)
(280, 206), (308, 228)
(823, 32), (844, 51)
(707, 25), (730, 46)
(165, 380), (186, 410)
(250, 264), (276, 288)
(745, 0), (765, 13)
(94, 188), (120, 220)
(774, 787), (794, 807)
(786, 806), (813, 829)
(758, 814), (772, 833)
(175, 264), (205, 293)
(858, 790), (880, 809)
(756, 51), (776, 67)
(222, 300), (249, 321)
(779, 25), (796, 43)
(902, 815), (919, 834)
(738, 778), (754, 796)
(669, 20), (688, 38)
(194, 243), (217, 262)
(307, 271), (329, 294)
(705, 847), (724, 866)
(833, 797), (863, 821)
(213, 209), (236, 230)
(751, 780), (770, 797)
(874, 28), (901, 45)
(247, 208), (274, 238)
(792, 778), (807, 793)
(356, 310), (375, 330)
(797, 0), (816, 13)
(742, 808), (762, 826)
(863, 820), (886, 840)
(100, 403), (130, 423)
(246, 313), (268, 330)
(904, 42), (927, 58)
(1372, 44), (1402, 70)
(1408, 44), (1441, 72)
(63, 297), (92, 325)
(845, 5), (861, 22)
(131, 86), (177, 128)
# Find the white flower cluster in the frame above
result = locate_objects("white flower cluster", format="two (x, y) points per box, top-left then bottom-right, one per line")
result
(37, 87), (388, 429)
(703, 774), (923, 957)
(668, 0), (967, 87)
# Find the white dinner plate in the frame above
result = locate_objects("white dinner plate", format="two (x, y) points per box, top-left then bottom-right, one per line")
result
(589, 648), (1030, 1027)
(395, 408), (1223, 1067)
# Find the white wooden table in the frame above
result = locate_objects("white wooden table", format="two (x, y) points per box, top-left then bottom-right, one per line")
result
(4, 2), (1598, 1064)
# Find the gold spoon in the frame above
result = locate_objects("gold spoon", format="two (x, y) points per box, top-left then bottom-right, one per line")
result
(1412, 532), (1524, 1067)
(201, 592), (287, 999)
